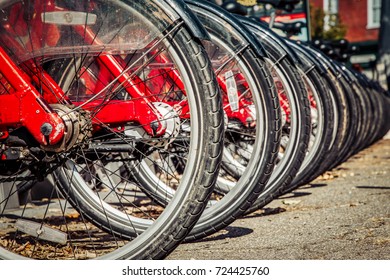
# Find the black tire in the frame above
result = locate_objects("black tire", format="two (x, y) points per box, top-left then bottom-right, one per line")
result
(0, 0), (224, 259)
(133, 1), (282, 241)
(285, 65), (335, 189)
(302, 69), (350, 180)
(240, 18), (311, 213)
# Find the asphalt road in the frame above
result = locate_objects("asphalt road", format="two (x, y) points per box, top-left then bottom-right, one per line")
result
(167, 138), (390, 260)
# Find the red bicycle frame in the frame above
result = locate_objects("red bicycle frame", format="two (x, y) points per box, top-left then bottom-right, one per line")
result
(0, 0), (174, 149)
(0, 0), (263, 155)
(149, 53), (257, 126)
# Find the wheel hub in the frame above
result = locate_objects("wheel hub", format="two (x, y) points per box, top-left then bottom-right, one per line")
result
(124, 102), (181, 148)
(42, 104), (92, 152)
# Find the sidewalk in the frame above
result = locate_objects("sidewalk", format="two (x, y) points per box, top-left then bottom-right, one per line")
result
(167, 138), (390, 260)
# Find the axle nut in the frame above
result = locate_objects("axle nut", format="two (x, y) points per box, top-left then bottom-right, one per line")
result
(40, 123), (53, 136)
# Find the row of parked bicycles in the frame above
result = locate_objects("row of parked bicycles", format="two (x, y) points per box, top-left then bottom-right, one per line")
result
(0, 0), (389, 259)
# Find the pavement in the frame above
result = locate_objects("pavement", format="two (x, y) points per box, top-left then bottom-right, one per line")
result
(167, 138), (390, 260)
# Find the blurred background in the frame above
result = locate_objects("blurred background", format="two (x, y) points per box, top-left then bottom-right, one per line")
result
(212, 0), (390, 91)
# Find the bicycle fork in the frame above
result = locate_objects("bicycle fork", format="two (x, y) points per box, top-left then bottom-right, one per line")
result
(0, 46), (65, 147)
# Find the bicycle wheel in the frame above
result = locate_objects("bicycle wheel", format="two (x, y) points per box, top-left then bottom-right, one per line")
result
(307, 49), (351, 175)
(184, 0), (280, 240)
(0, 0), (223, 259)
(73, 0), (281, 241)
(239, 18), (311, 212)
(281, 41), (335, 189)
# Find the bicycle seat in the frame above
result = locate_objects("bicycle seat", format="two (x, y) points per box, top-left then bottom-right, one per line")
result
(273, 21), (305, 35)
(221, 0), (248, 16)
(312, 39), (352, 62)
(313, 39), (350, 52)
(222, 0), (300, 14)
(257, 0), (301, 12)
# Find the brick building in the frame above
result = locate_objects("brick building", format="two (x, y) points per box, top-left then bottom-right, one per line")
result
(218, 0), (383, 69)
(310, 0), (382, 68)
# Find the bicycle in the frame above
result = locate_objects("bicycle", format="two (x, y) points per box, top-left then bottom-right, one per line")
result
(0, 0), (224, 259)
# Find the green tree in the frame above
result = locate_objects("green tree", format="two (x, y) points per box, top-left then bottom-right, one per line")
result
(310, 4), (346, 40)
(310, 5), (325, 39)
